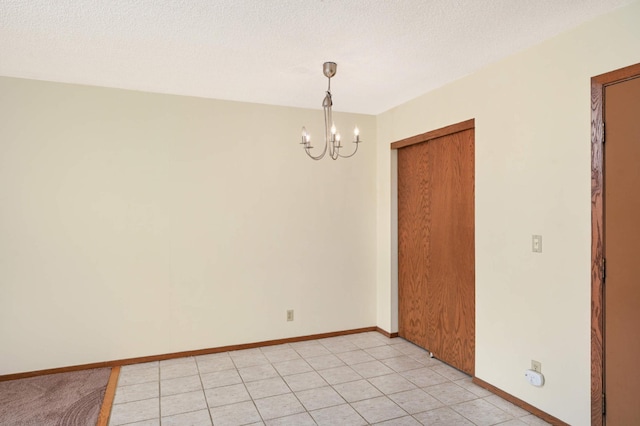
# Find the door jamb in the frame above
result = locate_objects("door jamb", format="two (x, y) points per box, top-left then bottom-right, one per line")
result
(591, 62), (640, 426)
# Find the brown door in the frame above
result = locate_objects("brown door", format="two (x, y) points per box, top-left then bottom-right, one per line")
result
(396, 121), (475, 375)
(604, 76), (640, 424)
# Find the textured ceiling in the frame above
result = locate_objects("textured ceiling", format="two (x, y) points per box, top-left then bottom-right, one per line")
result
(0, 0), (634, 114)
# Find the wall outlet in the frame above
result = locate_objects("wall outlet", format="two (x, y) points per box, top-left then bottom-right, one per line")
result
(531, 360), (542, 373)
(286, 310), (294, 322)
(525, 369), (545, 387)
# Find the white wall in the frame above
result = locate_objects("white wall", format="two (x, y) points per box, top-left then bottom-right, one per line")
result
(375, 2), (640, 424)
(0, 78), (377, 375)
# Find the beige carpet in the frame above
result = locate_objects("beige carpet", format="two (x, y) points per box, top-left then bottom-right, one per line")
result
(0, 368), (111, 426)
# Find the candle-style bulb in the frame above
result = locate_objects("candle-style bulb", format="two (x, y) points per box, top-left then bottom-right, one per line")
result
(354, 126), (359, 136)
(331, 124), (336, 135)
(301, 126), (307, 137)
(336, 133), (341, 142)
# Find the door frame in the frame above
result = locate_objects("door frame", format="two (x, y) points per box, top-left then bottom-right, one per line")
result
(591, 62), (640, 426)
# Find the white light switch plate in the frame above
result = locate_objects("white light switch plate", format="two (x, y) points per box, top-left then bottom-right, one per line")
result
(532, 235), (542, 253)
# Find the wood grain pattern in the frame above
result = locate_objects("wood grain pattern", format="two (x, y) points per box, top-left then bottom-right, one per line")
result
(0, 327), (377, 381)
(427, 129), (475, 375)
(591, 75), (605, 426)
(391, 118), (475, 150)
(593, 62), (640, 86)
(590, 62), (640, 426)
(473, 377), (570, 426)
(396, 121), (475, 375)
(398, 141), (431, 350)
(96, 366), (119, 426)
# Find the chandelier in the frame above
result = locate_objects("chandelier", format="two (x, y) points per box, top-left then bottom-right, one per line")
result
(300, 62), (361, 160)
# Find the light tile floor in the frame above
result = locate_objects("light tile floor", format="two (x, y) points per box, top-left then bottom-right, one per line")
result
(108, 332), (550, 426)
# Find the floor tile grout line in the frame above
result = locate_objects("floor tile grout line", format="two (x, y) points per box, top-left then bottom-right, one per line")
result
(281, 359), (309, 404)
(263, 360), (317, 424)
(157, 363), (161, 425)
(231, 354), (268, 425)
(194, 356), (215, 426)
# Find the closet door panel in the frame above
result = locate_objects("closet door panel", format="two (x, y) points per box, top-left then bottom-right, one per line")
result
(397, 126), (475, 375)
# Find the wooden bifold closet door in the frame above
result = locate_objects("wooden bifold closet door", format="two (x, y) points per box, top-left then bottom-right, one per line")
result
(395, 120), (475, 375)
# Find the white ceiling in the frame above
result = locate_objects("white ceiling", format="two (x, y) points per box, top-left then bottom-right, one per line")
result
(0, 0), (634, 115)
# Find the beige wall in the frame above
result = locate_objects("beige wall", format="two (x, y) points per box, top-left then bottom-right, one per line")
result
(376, 1), (640, 424)
(0, 78), (377, 375)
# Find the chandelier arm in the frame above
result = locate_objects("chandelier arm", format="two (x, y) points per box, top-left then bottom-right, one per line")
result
(304, 142), (327, 160)
(337, 141), (360, 158)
